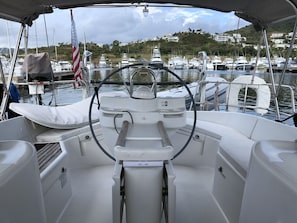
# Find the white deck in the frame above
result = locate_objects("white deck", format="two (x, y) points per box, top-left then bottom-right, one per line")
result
(2, 111), (297, 223)
(59, 164), (226, 223)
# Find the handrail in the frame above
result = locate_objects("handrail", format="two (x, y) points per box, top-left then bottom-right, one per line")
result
(116, 120), (130, 147)
(14, 79), (83, 86)
(157, 121), (173, 147)
(195, 79), (296, 117)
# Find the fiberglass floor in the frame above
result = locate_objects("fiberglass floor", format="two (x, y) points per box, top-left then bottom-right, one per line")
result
(59, 165), (227, 223)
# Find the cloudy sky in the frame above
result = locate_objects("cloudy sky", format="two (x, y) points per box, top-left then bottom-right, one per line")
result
(0, 6), (250, 48)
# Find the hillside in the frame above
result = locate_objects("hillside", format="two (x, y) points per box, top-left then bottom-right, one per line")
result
(227, 19), (295, 44)
(1, 19), (296, 65)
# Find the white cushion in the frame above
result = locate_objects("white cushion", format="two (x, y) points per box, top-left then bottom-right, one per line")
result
(9, 97), (99, 129)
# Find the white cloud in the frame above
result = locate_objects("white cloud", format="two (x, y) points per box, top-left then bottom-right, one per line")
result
(0, 7), (250, 48)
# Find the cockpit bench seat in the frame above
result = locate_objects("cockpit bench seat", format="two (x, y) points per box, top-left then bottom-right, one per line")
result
(36, 123), (101, 143)
(194, 118), (255, 178)
(191, 111), (297, 223)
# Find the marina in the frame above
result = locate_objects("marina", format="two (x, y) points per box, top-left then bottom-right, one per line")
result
(23, 67), (297, 125)
(1, 1), (297, 223)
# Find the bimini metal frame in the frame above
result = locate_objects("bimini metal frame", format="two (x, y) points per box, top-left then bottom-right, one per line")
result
(276, 0), (297, 98)
(237, 0), (297, 120)
(262, 28), (280, 120)
(0, 24), (25, 120)
(264, 0), (297, 120)
(194, 21), (297, 118)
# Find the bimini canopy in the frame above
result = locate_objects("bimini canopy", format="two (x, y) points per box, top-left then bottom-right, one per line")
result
(0, 0), (296, 27)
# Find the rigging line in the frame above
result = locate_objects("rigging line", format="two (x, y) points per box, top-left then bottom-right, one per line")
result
(230, 17), (242, 76)
(43, 14), (50, 57)
(275, 113), (297, 127)
(236, 17), (245, 57)
(251, 34), (264, 83)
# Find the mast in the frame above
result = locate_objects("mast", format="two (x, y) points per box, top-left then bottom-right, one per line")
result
(6, 21), (12, 59)
(83, 32), (87, 66)
(34, 21), (39, 54)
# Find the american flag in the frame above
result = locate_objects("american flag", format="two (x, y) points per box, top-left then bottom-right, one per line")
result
(70, 9), (82, 87)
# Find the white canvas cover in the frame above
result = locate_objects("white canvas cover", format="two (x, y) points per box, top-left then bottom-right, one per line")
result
(9, 97), (99, 129)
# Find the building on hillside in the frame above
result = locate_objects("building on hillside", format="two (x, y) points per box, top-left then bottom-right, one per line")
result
(270, 32), (286, 48)
(271, 39), (287, 49)
(270, 33), (285, 39)
(287, 32), (297, 40)
(213, 33), (246, 43)
(232, 33), (246, 43)
(162, 34), (179, 42)
(213, 34), (231, 43)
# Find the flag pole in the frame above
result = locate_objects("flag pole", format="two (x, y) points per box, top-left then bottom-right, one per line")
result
(70, 9), (83, 88)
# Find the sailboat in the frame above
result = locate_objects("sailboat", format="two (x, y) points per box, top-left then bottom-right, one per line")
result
(1, 1), (297, 223)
